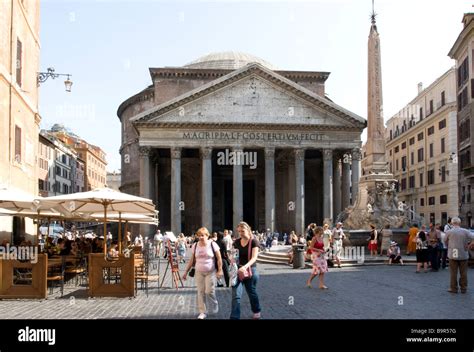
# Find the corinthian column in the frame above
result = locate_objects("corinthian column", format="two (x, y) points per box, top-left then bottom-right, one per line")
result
(323, 149), (333, 224)
(171, 147), (182, 235)
(201, 147), (213, 231)
(233, 147), (243, 231)
(265, 148), (275, 233)
(294, 149), (305, 236)
(341, 153), (351, 209)
(139, 146), (153, 236)
(333, 155), (341, 219)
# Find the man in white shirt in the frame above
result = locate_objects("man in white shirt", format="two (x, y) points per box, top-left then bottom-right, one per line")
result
(154, 229), (163, 256)
(331, 222), (345, 268)
(222, 229), (232, 255)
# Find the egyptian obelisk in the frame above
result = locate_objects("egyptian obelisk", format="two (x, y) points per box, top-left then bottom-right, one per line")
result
(342, 3), (407, 230)
(364, 5), (387, 175)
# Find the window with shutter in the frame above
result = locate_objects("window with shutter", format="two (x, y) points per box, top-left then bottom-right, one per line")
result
(16, 39), (22, 87)
(14, 126), (21, 163)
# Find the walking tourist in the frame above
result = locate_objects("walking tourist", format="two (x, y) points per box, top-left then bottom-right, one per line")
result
(182, 227), (223, 319)
(230, 221), (262, 320)
(306, 226), (328, 289)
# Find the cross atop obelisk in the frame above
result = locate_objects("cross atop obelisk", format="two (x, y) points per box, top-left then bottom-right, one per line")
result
(364, 0), (387, 174)
(371, 0), (376, 24)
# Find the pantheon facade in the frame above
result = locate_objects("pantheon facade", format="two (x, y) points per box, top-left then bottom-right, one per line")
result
(118, 52), (366, 236)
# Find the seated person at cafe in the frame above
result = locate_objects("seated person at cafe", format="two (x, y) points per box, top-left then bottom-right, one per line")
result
(58, 238), (72, 256)
(91, 237), (104, 253)
(107, 241), (119, 259)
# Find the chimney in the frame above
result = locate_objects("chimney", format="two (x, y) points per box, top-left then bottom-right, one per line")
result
(417, 82), (423, 95)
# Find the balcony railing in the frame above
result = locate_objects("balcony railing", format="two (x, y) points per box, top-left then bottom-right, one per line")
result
(462, 164), (474, 178)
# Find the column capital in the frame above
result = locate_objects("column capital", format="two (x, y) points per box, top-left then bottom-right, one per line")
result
(351, 148), (362, 161)
(138, 146), (152, 157)
(200, 147), (212, 160)
(294, 148), (305, 161)
(332, 150), (344, 162)
(171, 147), (182, 159)
(265, 147), (275, 159)
(323, 149), (333, 161)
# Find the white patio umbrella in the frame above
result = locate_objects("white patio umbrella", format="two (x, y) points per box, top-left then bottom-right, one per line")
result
(43, 188), (156, 255)
(83, 211), (159, 252)
(0, 187), (72, 244)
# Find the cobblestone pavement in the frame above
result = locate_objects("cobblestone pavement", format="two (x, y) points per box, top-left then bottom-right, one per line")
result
(0, 260), (472, 320)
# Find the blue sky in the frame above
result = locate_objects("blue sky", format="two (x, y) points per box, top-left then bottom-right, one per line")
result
(39, 0), (471, 171)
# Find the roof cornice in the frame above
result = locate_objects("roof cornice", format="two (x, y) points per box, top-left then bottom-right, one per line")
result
(149, 67), (330, 82)
(448, 17), (474, 59)
(133, 121), (361, 132)
(117, 86), (155, 119)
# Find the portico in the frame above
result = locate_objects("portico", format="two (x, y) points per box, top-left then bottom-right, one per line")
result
(135, 136), (360, 236)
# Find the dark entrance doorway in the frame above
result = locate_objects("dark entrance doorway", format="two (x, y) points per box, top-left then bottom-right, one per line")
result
(243, 179), (255, 229)
(223, 179), (256, 230)
(224, 179), (233, 230)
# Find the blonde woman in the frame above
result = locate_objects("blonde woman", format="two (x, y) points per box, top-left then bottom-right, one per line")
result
(230, 221), (262, 320)
(183, 227), (223, 319)
(322, 224), (332, 252)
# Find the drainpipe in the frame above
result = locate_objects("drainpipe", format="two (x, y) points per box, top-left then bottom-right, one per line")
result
(8, 0), (14, 186)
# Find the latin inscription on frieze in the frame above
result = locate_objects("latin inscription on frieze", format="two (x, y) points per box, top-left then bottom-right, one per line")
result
(182, 131), (325, 142)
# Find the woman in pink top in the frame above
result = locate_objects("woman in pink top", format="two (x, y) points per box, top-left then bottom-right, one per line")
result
(306, 227), (328, 289)
(183, 227), (223, 319)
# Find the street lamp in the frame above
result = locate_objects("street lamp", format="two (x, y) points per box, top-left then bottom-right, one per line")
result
(37, 67), (73, 92)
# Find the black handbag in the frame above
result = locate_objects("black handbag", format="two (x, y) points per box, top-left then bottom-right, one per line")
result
(189, 267), (195, 277)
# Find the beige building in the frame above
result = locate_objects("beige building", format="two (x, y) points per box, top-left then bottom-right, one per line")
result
(385, 68), (458, 226)
(106, 171), (121, 191)
(449, 13), (474, 228)
(77, 143), (107, 191)
(0, 0), (41, 242)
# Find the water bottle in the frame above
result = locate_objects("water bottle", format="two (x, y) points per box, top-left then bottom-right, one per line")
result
(230, 249), (239, 286)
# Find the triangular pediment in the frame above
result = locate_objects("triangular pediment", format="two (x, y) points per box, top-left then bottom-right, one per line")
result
(132, 64), (366, 130)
